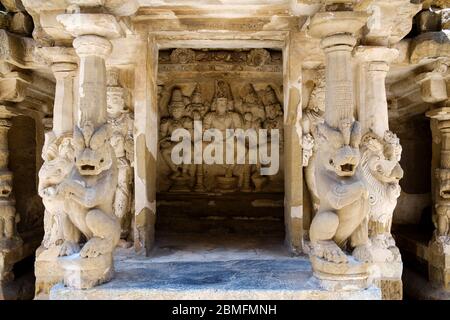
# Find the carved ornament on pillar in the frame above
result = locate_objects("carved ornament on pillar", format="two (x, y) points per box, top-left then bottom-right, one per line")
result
(0, 117), (22, 283)
(54, 6), (122, 290)
(106, 68), (134, 246)
(354, 45), (404, 299)
(306, 9), (372, 291)
(35, 47), (78, 296)
(426, 106), (450, 289)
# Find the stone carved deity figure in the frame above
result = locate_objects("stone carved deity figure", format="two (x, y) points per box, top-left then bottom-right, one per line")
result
(107, 75), (134, 244)
(38, 132), (77, 250)
(236, 84), (266, 122)
(57, 122), (119, 275)
(204, 90), (243, 191)
(160, 88), (193, 183)
(241, 112), (265, 192)
(262, 86), (284, 139)
(186, 85), (208, 192)
(261, 86), (284, 191)
(307, 119), (370, 265)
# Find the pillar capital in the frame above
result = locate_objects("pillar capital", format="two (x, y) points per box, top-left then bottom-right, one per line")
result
(426, 107), (450, 122)
(73, 35), (112, 59)
(320, 34), (356, 52)
(51, 62), (77, 79)
(416, 60), (449, 104)
(354, 46), (399, 65)
(57, 13), (123, 40)
(308, 10), (369, 40)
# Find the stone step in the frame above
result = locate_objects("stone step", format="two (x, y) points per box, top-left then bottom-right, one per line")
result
(49, 247), (381, 300)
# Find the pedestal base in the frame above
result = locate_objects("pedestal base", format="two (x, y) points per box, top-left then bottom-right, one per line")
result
(310, 255), (370, 291)
(60, 253), (114, 290)
(34, 245), (64, 297)
(428, 239), (450, 289)
(376, 278), (403, 300)
(169, 176), (191, 192)
(0, 238), (23, 282)
(216, 176), (238, 193)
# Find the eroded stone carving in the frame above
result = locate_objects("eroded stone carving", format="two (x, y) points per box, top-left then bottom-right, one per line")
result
(426, 109), (450, 289)
(0, 119), (18, 242)
(361, 131), (403, 244)
(170, 48), (195, 64)
(107, 68), (134, 245)
(0, 118), (21, 284)
(308, 120), (368, 261)
(158, 80), (284, 193)
(247, 48), (271, 67)
(160, 87), (193, 192)
(204, 81), (243, 192)
(35, 132), (76, 295)
(38, 133), (75, 251)
(359, 131), (403, 295)
(55, 122), (119, 288)
(306, 11), (371, 290)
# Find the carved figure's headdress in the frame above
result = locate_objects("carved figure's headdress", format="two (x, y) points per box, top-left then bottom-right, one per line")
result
(214, 80), (232, 100)
(242, 83), (262, 104)
(168, 87), (186, 115)
(191, 84), (203, 103)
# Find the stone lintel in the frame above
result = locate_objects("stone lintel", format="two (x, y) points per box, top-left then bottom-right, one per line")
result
(0, 30), (47, 70)
(22, 0), (139, 16)
(36, 46), (78, 66)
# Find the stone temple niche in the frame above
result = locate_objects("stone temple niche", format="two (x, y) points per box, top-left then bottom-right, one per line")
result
(156, 48), (285, 242)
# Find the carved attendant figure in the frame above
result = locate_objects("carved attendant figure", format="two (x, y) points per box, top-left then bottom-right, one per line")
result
(38, 133), (77, 249)
(107, 74), (134, 244)
(160, 88), (193, 181)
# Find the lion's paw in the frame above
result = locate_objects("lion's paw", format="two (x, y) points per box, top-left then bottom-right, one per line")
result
(80, 238), (111, 258)
(313, 240), (348, 264)
(58, 241), (80, 257)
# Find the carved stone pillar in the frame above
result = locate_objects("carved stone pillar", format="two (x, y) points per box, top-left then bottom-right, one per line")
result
(133, 36), (157, 255)
(35, 47), (77, 297)
(355, 46), (404, 300)
(0, 115), (21, 294)
(425, 61), (450, 289)
(55, 9), (122, 289)
(284, 33), (304, 254)
(306, 8), (375, 292)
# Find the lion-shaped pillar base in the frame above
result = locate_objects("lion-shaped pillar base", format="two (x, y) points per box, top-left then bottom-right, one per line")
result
(60, 253), (114, 290)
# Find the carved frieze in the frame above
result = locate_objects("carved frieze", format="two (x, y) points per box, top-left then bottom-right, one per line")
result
(159, 48), (283, 73)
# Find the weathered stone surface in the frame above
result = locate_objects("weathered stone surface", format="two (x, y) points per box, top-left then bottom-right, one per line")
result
(410, 32), (450, 64)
